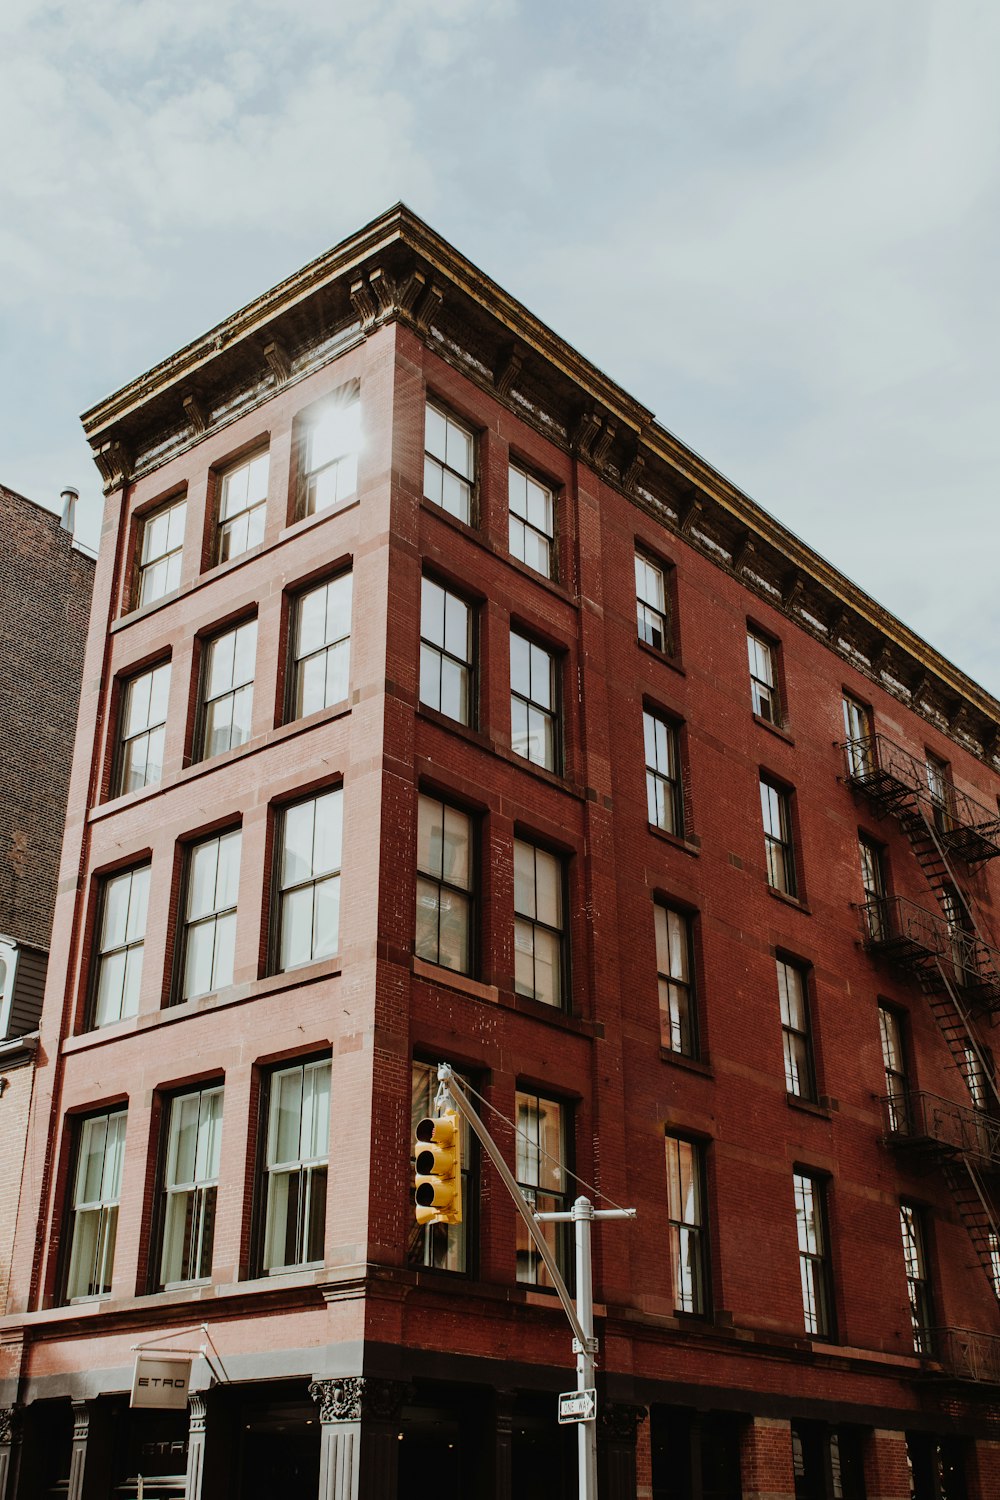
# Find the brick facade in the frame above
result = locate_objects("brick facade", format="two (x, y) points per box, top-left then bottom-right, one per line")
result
(1, 210), (998, 1500)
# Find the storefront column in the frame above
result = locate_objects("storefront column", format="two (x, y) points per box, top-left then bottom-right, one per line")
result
(309, 1376), (407, 1500)
(67, 1400), (90, 1500)
(740, 1415), (795, 1500)
(635, 1408), (653, 1500)
(597, 1403), (647, 1500)
(184, 1393), (208, 1500)
(863, 1429), (912, 1500)
(0, 1406), (20, 1500)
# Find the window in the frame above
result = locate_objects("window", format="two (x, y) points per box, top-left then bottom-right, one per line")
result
(420, 579), (473, 725)
(178, 830), (241, 1002)
(0, 938), (18, 1039)
(792, 1424), (865, 1500)
(747, 631), (780, 723)
(859, 836), (888, 943)
(926, 752), (953, 833)
(508, 463), (555, 577)
(900, 1203), (935, 1353)
(409, 1061), (472, 1273)
(275, 790), (343, 972)
(644, 710), (683, 835)
(778, 959), (815, 1099)
(64, 1109), (127, 1301)
(424, 404), (475, 524)
(655, 905), (696, 1057)
(137, 497), (186, 608)
(514, 840), (565, 1008)
(415, 795), (473, 974)
(961, 1042), (989, 1113)
(665, 1135), (708, 1314)
(297, 389), (360, 517)
(217, 450), (268, 562)
(158, 1086), (223, 1287)
(515, 1090), (568, 1285)
(510, 631), (557, 771)
(116, 662), (170, 795)
(794, 1171), (833, 1337)
(760, 778), (797, 897)
(92, 865), (150, 1028)
(262, 1058), (330, 1271)
(842, 696), (873, 779)
(291, 573), (353, 720)
(198, 619), (257, 760)
(635, 553), (670, 653)
(879, 1005), (910, 1134)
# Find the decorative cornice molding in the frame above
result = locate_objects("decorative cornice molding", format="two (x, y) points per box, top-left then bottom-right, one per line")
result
(93, 438), (132, 493)
(0, 1405), (20, 1446)
(182, 392), (208, 434)
(494, 341), (527, 401)
(262, 338), (292, 386)
(598, 1402), (648, 1442)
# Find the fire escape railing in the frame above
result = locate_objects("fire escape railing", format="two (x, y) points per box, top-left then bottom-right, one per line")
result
(880, 1090), (1000, 1172)
(842, 733), (1000, 865)
(928, 1327), (1000, 1384)
(858, 895), (1000, 1012)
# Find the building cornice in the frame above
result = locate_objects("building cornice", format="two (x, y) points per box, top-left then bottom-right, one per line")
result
(81, 204), (1000, 768)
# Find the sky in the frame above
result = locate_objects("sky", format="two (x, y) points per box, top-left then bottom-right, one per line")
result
(3, 0), (999, 694)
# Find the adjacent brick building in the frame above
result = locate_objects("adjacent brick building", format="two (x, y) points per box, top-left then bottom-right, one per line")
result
(0, 485), (94, 1315)
(1, 208), (999, 1500)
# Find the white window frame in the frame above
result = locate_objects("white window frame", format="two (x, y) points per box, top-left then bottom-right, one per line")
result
(159, 1085), (224, 1288)
(262, 1058), (330, 1272)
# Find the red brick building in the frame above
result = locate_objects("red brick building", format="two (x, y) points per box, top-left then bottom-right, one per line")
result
(0, 486), (94, 1316)
(1, 208), (999, 1500)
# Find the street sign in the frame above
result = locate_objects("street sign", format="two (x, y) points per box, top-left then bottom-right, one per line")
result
(130, 1355), (192, 1409)
(558, 1388), (597, 1424)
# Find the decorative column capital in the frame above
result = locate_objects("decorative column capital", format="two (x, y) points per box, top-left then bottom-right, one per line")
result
(70, 1399), (91, 1443)
(308, 1376), (408, 1424)
(0, 1404), (21, 1446)
(188, 1392), (208, 1430)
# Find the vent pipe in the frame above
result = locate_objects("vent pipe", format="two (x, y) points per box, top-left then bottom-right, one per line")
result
(59, 486), (79, 535)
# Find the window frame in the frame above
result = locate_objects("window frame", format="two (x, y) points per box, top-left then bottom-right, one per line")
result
(155, 1083), (224, 1290)
(215, 448), (269, 564)
(747, 628), (781, 725)
(135, 496), (186, 610)
(89, 863), (151, 1030)
(508, 460), (556, 579)
(424, 400), (477, 526)
(414, 793), (476, 976)
(295, 386), (361, 520)
(655, 903), (698, 1058)
(513, 838), (567, 1010)
(643, 708), (684, 836)
(509, 629), (559, 773)
(514, 1087), (570, 1287)
(859, 834), (888, 943)
(256, 1055), (331, 1274)
(196, 617), (258, 763)
(760, 776), (798, 898)
(62, 1107), (128, 1303)
(419, 576), (475, 727)
(900, 1202), (935, 1355)
(114, 660), (171, 798)
(925, 750), (954, 834)
(665, 1132), (709, 1316)
(635, 550), (672, 655)
(175, 827), (242, 1004)
(793, 1169), (834, 1339)
(271, 788), (344, 975)
(879, 1003), (911, 1134)
(842, 695), (874, 779)
(777, 956), (816, 1101)
(288, 571), (354, 724)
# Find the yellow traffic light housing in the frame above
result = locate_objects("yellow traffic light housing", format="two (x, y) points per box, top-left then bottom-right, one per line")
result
(414, 1106), (462, 1226)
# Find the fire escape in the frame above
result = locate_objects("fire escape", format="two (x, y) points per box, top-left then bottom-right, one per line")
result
(842, 731), (1000, 1330)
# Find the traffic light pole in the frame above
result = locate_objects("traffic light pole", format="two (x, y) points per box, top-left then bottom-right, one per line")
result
(435, 1066), (635, 1500)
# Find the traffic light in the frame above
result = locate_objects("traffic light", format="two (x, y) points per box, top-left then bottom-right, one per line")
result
(414, 1106), (462, 1226)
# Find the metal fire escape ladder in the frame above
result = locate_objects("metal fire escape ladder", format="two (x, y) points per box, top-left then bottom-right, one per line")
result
(843, 733), (1000, 1303)
(939, 1153), (1000, 1306)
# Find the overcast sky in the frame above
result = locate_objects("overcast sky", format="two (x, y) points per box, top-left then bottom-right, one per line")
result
(3, 1), (998, 694)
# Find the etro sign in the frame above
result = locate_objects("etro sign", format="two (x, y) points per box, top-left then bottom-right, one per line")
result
(130, 1355), (192, 1410)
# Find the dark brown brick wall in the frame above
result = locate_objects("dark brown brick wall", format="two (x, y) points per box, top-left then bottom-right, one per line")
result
(0, 486), (94, 951)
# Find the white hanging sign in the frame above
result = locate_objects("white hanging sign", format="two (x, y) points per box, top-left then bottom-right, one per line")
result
(130, 1354), (192, 1409)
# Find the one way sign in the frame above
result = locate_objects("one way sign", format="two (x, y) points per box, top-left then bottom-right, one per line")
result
(558, 1388), (597, 1424)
